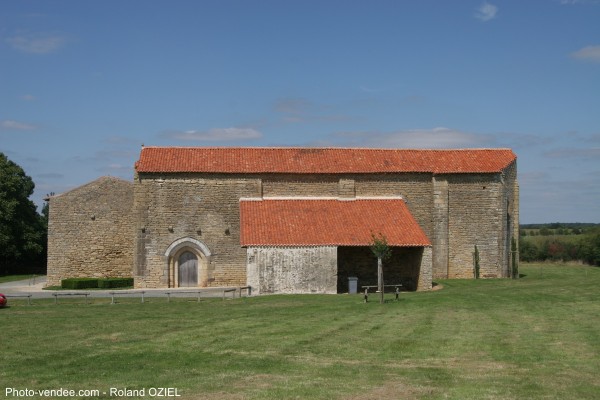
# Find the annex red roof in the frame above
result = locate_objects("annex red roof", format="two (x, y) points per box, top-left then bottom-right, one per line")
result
(239, 198), (431, 247)
(135, 147), (516, 174)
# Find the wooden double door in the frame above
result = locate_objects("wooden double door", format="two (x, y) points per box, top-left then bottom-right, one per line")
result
(178, 251), (198, 287)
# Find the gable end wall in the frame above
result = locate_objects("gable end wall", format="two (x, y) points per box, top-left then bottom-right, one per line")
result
(47, 178), (134, 286)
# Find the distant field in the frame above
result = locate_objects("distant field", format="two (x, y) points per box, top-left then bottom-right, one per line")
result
(2, 263), (600, 399)
(523, 233), (582, 245)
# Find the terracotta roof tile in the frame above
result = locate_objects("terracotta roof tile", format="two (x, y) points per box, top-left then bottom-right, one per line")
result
(136, 147), (516, 174)
(239, 198), (431, 247)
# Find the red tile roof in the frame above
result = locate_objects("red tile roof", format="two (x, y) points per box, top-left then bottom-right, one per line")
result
(239, 198), (431, 247)
(136, 147), (516, 174)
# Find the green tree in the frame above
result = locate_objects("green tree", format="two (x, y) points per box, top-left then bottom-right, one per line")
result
(580, 230), (600, 266)
(370, 233), (392, 304)
(519, 238), (538, 262)
(0, 153), (45, 275)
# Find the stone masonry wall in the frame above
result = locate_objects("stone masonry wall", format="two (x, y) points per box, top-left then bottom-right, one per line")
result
(447, 173), (504, 279)
(133, 173), (261, 288)
(502, 161), (519, 276)
(246, 246), (337, 294)
(134, 169), (515, 289)
(47, 177), (134, 287)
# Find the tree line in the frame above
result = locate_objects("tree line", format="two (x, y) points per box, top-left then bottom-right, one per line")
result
(519, 228), (600, 266)
(0, 152), (47, 276)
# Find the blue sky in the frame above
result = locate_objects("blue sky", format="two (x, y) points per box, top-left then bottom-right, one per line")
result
(1, 0), (599, 224)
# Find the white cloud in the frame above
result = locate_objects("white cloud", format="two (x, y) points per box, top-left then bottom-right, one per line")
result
(332, 127), (494, 149)
(0, 119), (36, 131)
(5, 33), (66, 54)
(559, 0), (600, 4)
(163, 127), (262, 141)
(274, 97), (356, 124)
(20, 94), (37, 101)
(543, 147), (600, 159)
(570, 45), (600, 63)
(475, 2), (498, 21)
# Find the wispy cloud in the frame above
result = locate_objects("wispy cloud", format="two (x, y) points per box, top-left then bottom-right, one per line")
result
(475, 2), (498, 21)
(274, 97), (355, 124)
(5, 32), (67, 54)
(543, 147), (600, 159)
(37, 172), (64, 179)
(0, 119), (36, 131)
(162, 127), (262, 141)
(559, 0), (600, 4)
(331, 127), (495, 149)
(570, 45), (600, 63)
(20, 94), (37, 101)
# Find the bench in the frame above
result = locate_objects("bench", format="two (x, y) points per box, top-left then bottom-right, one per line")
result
(165, 288), (239, 302)
(222, 288), (237, 300)
(238, 286), (252, 297)
(109, 291), (145, 304)
(165, 290), (204, 303)
(52, 292), (90, 304)
(5, 294), (33, 305)
(361, 284), (403, 303)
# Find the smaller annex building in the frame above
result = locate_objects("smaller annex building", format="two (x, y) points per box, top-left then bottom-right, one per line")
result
(47, 147), (518, 294)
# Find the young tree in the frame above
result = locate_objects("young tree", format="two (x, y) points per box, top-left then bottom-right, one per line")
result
(0, 153), (45, 275)
(370, 233), (392, 304)
(511, 237), (519, 279)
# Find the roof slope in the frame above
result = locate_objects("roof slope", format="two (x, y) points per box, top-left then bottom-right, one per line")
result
(48, 176), (133, 200)
(136, 147), (516, 174)
(240, 198), (431, 247)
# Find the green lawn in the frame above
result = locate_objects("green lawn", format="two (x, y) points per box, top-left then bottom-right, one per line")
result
(2, 263), (600, 399)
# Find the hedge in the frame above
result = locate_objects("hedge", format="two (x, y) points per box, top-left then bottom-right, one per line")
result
(97, 278), (134, 289)
(61, 278), (99, 289)
(61, 277), (134, 289)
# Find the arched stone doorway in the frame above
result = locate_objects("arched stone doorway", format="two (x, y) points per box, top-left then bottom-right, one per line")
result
(164, 238), (212, 288)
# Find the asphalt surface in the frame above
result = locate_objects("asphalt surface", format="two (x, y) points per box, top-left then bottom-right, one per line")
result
(0, 276), (249, 302)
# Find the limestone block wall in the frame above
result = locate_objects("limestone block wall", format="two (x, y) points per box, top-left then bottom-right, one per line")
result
(262, 174), (339, 197)
(133, 167), (516, 289)
(418, 247), (433, 291)
(133, 173), (261, 288)
(446, 173), (504, 279)
(432, 177), (449, 279)
(501, 161), (519, 276)
(246, 246), (338, 294)
(47, 177), (134, 287)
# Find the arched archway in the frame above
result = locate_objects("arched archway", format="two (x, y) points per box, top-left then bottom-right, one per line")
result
(165, 238), (212, 288)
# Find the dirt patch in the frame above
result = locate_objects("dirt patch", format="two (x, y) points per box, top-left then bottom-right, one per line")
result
(341, 380), (432, 400)
(431, 283), (444, 291)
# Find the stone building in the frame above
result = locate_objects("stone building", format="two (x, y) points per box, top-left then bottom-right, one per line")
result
(46, 176), (134, 287)
(47, 147), (518, 294)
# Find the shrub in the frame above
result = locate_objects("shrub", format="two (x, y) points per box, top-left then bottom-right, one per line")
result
(61, 278), (99, 289)
(61, 277), (134, 289)
(97, 278), (134, 289)
(519, 239), (539, 262)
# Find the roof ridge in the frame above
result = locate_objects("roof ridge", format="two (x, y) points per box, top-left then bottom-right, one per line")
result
(141, 146), (513, 151)
(136, 147), (517, 174)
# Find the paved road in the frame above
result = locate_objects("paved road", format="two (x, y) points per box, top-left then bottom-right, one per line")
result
(0, 276), (249, 302)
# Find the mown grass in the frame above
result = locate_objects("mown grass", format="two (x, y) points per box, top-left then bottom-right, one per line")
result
(2, 263), (600, 399)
